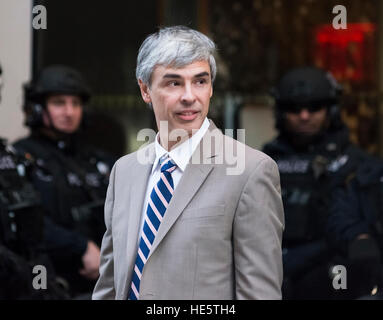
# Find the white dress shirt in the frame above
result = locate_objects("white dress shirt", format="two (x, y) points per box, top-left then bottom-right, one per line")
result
(137, 117), (210, 244)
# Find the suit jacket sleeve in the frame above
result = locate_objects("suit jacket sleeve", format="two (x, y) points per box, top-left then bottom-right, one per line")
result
(234, 157), (284, 299)
(92, 163), (117, 300)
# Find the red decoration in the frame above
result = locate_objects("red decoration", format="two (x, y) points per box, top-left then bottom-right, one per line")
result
(314, 23), (376, 85)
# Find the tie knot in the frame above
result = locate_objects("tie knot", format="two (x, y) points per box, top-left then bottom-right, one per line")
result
(160, 156), (177, 173)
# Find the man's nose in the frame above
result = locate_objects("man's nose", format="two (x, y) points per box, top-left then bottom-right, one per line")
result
(64, 103), (77, 115)
(181, 83), (196, 105)
(298, 109), (311, 120)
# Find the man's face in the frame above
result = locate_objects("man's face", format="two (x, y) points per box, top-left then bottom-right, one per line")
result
(43, 94), (83, 134)
(285, 107), (328, 137)
(139, 60), (213, 141)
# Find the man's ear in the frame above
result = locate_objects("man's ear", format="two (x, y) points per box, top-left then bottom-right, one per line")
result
(138, 79), (151, 104)
(41, 108), (51, 127)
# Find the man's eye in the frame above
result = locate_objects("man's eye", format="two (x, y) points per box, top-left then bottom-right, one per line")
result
(168, 81), (180, 86)
(196, 79), (207, 85)
(53, 101), (65, 106)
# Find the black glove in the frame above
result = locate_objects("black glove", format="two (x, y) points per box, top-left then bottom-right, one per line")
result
(347, 237), (382, 298)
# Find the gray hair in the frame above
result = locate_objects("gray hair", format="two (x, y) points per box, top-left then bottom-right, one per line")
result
(136, 26), (217, 86)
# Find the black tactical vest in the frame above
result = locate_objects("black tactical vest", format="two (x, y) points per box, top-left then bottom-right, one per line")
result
(263, 129), (370, 248)
(13, 134), (114, 246)
(0, 139), (43, 260)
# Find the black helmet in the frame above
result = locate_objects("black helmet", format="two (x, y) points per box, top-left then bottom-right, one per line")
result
(23, 65), (91, 128)
(272, 66), (343, 131)
(28, 65), (91, 104)
(273, 66), (342, 112)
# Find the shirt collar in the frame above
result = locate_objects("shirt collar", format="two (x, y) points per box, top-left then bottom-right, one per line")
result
(152, 117), (210, 174)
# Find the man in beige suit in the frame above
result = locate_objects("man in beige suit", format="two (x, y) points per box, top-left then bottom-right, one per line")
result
(93, 26), (284, 300)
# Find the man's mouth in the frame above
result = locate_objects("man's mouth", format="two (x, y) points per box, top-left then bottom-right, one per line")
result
(176, 110), (199, 121)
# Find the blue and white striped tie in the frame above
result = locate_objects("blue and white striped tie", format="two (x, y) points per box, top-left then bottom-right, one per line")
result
(128, 155), (177, 300)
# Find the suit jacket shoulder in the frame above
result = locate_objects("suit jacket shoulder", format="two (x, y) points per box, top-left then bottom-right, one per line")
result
(216, 132), (280, 181)
(114, 142), (155, 169)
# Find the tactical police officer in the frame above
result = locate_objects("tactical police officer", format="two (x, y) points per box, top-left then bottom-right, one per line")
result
(13, 65), (116, 298)
(0, 63), (69, 299)
(262, 66), (372, 299)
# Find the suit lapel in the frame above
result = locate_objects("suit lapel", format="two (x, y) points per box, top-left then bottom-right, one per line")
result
(148, 121), (223, 259)
(121, 144), (155, 297)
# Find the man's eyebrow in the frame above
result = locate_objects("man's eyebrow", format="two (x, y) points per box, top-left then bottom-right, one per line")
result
(194, 71), (210, 78)
(163, 73), (182, 79)
(162, 71), (210, 79)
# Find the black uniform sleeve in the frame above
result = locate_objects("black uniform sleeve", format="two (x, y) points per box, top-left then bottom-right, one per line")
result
(326, 181), (370, 255)
(43, 216), (88, 265)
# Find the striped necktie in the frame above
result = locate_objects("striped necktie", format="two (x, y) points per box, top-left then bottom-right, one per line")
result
(128, 155), (177, 300)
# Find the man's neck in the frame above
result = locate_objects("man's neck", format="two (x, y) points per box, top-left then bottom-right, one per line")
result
(158, 131), (191, 151)
(38, 127), (64, 141)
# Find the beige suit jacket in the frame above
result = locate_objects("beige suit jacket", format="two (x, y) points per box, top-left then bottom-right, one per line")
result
(92, 121), (284, 300)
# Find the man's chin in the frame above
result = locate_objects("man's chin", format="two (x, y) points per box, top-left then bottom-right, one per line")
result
(176, 119), (203, 133)
(284, 128), (318, 145)
(57, 127), (78, 134)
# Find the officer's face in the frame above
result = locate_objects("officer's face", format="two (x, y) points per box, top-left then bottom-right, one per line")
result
(138, 60), (213, 150)
(285, 107), (328, 137)
(43, 95), (83, 134)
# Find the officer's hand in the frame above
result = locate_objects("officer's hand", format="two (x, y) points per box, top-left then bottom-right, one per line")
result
(348, 235), (382, 297)
(79, 241), (100, 280)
